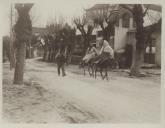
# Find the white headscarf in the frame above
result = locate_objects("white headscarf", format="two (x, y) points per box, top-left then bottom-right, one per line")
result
(100, 40), (114, 58)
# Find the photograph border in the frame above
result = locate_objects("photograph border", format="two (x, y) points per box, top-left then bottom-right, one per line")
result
(0, 0), (164, 128)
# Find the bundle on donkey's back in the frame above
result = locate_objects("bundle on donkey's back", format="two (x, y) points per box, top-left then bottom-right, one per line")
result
(95, 40), (114, 65)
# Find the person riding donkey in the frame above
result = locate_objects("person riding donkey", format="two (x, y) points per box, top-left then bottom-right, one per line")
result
(95, 39), (114, 65)
(90, 39), (115, 79)
(82, 41), (99, 64)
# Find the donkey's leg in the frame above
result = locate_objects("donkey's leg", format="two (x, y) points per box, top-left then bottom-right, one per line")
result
(83, 66), (86, 76)
(102, 67), (106, 80)
(87, 65), (90, 75)
(91, 65), (94, 77)
(92, 65), (95, 78)
(88, 65), (93, 76)
(100, 67), (104, 80)
(95, 66), (97, 79)
(105, 67), (108, 81)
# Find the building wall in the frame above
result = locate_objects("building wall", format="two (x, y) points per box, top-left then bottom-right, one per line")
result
(114, 26), (128, 51)
(153, 31), (161, 66)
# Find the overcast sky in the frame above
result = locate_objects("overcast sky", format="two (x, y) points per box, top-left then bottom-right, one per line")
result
(0, 0), (162, 36)
(31, 0), (97, 26)
(0, 0), (101, 36)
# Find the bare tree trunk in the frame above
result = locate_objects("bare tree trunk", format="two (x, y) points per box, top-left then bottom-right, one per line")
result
(14, 3), (33, 84)
(14, 42), (26, 84)
(131, 48), (144, 76)
(130, 5), (145, 76)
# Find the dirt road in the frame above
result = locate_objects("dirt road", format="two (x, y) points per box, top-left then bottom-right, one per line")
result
(3, 58), (161, 123)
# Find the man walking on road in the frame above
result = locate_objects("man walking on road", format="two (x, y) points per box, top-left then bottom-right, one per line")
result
(55, 49), (66, 76)
(55, 40), (66, 77)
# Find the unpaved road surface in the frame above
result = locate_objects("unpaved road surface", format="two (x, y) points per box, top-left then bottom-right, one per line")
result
(3, 58), (161, 123)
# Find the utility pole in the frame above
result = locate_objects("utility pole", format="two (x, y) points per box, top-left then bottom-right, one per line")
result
(10, 3), (15, 70)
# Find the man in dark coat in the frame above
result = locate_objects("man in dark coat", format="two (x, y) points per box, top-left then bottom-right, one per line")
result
(55, 40), (66, 76)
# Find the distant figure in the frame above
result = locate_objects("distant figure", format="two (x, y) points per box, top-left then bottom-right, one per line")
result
(55, 48), (66, 76)
(82, 43), (98, 64)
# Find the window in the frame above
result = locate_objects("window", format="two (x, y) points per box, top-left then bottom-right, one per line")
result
(122, 13), (130, 28)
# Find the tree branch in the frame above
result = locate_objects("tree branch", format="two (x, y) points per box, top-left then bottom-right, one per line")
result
(87, 25), (93, 36)
(120, 4), (133, 13)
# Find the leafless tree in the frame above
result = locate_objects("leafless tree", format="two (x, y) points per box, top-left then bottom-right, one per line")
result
(44, 17), (76, 62)
(73, 15), (93, 55)
(44, 16), (65, 61)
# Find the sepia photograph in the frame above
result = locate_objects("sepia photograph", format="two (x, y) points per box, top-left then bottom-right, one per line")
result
(1, 0), (163, 125)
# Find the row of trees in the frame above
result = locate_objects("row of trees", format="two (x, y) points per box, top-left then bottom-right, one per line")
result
(42, 22), (76, 62)
(73, 16), (93, 55)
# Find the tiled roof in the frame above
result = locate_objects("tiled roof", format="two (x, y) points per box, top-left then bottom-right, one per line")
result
(86, 4), (161, 27)
(144, 4), (161, 12)
(86, 4), (161, 12)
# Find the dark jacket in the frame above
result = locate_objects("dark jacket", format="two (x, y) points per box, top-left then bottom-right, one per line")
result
(55, 52), (66, 65)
